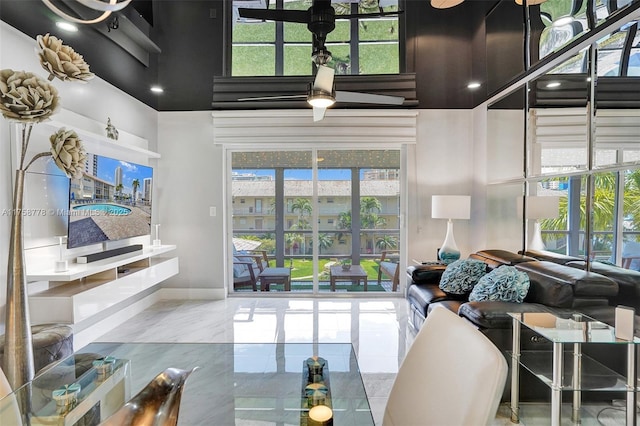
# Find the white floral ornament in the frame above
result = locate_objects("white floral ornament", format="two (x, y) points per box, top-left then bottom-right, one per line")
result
(50, 128), (86, 178)
(0, 69), (60, 123)
(36, 34), (94, 83)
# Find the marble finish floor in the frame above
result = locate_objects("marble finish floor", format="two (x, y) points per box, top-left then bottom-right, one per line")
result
(92, 298), (629, 425)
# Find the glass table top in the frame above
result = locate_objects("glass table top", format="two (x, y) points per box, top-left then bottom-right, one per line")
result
(1, 342), (373, 426)
(509, 312), (640, 344)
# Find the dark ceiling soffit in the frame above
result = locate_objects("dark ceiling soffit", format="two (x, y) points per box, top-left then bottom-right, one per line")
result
(61, 0), (160, 66)
(212, 73), (418, 110)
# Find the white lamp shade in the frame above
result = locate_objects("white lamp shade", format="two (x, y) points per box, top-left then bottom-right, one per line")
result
(520, 196), (560, 219)
(432, 195), (471, 220)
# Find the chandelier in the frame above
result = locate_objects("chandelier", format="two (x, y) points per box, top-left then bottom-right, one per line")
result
(42, 0), (132, 24)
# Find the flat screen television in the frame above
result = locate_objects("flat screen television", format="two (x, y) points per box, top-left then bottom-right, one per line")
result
(67, 153), (153, 249)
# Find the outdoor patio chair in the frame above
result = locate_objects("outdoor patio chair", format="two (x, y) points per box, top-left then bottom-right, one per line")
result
(377, 250), (400, 291)
(233, 258), (260, 291)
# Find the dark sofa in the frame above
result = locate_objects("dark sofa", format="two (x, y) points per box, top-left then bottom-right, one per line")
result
(406, 249), (640, 401)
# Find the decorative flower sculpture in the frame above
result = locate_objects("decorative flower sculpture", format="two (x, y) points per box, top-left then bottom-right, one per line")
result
(1, 34), (91, 391)
(0, 69), (60, 122)
(50, 128), (86, 178)
(36, 33), (94, 83)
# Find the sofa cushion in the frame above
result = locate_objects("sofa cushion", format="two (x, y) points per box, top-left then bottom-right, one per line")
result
(407, 283), (467, 318)
(567, 260), (640, 297)
(407, 264), (447, 284)
(522, 249), (582, 265)
(459, 301), (557, 329)
(439, 258), (487, 294)
(515, 261), (618, 308)
(474, 249), (538, 266)
(469, 266), (530, 303)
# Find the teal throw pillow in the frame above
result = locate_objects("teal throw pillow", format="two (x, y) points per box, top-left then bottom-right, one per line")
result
(469, 266), (530, 303)
(439, 258), (487, 295)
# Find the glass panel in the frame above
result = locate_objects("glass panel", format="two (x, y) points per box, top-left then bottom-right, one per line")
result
(360, 42), (399, 74)
(528, 178), (576, 256)
(595, 0), (635, 27)
(326, 44), (352, 74)
(486, 183), (525, 252)
(528, 53), (590, 177)
(622, 168), (640, 270)
(285, 166), (313, 293)
(232, 45), (275, 76)
(538, 0), (589, 60)
(284, 45), (313, 75)
(487, 87), (526, 182)
(590, 171), (617, 262)
(594, 23), (640, 168)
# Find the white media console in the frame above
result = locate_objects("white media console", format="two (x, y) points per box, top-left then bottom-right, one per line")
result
(27, 245), (179, 326)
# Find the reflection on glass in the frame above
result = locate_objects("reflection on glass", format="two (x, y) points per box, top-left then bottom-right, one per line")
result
(537, 176), (586, 257)
(528, 52), (589, 176)
(487, 87), (525, 182)
(538, 0), (589, 59)
(486, 184), (524, 251)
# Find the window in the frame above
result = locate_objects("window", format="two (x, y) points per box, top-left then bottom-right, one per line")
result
(231, 0), (400, 77)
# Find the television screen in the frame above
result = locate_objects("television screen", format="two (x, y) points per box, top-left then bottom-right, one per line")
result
(67, 153), (153, 249)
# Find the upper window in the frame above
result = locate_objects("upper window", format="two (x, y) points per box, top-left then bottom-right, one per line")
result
(231, 0), (400, 77)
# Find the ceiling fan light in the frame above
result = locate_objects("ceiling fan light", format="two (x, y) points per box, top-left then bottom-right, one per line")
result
(307, 90), (335, 108)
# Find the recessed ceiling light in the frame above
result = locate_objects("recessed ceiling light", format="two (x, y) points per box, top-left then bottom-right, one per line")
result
(150, 86), (164, 93)
(56, 21), (78, 32)
(546, 81), (561, 88)
(467, 82), (481, 89)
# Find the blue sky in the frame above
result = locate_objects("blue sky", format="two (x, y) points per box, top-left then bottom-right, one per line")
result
(96, 155), (153, 191)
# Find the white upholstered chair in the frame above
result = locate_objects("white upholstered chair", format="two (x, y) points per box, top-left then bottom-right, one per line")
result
(0, 366), (22, 425)
(383, 307), (508, 426)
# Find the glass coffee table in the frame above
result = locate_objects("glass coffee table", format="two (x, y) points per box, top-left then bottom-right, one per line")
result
(509, 312), (640, 426)
(1, 343), (373, 425)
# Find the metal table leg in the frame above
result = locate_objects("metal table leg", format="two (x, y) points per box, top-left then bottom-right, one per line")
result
(572, 343), (581, 423)
(627, 344), (637, 426)
(552, 342), (563, 426)
(511, 316), (521, 424)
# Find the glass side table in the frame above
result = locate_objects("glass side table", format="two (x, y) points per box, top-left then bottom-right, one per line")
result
(509, 312), (640, 426)
(0, 356), (130, 426)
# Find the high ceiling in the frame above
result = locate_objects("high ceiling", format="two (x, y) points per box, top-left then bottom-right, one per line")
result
(0, 0), (504, 111)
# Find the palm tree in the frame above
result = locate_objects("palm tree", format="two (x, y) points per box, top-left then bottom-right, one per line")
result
(291, 198), (312, 254)
(376, 235), (398, 251)
(360, 197), (382, 215)
(132, 179), (140, 206)
(316, 233), (333, 254)
(115, 183), (123, 201)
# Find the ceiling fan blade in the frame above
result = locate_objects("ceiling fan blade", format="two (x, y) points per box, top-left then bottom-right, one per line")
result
(238, 8), (309, 23)
(341, 10), (403, 19)
(313, 106), (327, 122)
(238, 94), (307, 101)
(313, 65), (335, 92)
(335, 91), (404, 105)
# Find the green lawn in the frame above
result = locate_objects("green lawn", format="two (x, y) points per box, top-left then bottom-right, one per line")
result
(287, 258), (380, 280)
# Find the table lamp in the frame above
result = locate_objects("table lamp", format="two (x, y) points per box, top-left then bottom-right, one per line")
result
(525, 196), (560, 251)
(431, 195), (471, 264)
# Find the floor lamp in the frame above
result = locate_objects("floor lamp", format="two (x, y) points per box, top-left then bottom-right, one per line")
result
(525, 196), (560, 251)
(432, 195), (471, 264)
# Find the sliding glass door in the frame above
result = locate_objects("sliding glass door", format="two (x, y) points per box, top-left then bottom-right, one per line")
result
(230, 149), (401, 294)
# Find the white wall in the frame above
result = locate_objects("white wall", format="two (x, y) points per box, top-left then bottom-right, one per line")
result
(0, 22), (158, 332)
(156, 112), (225, 297)
(406, 110), (477, 263)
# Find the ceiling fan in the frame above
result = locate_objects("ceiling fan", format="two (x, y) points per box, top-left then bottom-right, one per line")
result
(237, 0), (405, 121)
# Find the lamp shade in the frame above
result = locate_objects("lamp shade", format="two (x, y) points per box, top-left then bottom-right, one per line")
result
(526, 196), (560, 219)
(432, 195), (471, 220)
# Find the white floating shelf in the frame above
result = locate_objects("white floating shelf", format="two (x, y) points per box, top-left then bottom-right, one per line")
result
(27, 245), (176, 282)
